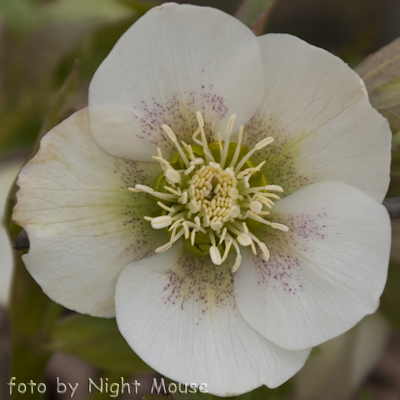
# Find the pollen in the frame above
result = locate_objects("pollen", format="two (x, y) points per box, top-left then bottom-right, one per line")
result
(129, 112), (288, 273)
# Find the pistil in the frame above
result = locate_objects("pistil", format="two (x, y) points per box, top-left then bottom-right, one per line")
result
(129, 112), (288, 272)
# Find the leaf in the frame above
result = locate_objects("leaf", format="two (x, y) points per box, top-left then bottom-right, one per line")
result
(392, 130), (400, 145)
(379, 261), (400, 331)
(38, 59), (81, 139)
(355, 37), (400, 135)
(358, 388), (374, 400)
(48, 314), (154, 374)
(39, 0), (135, 26)
(234, 0), (277, 35)
(119, 0), (160, 14)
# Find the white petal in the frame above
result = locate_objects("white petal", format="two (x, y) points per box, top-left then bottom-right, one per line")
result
(115, 242), (310, 396)
(89, 3), (264, 161)
(294, 313), (389, 400)
(12, 109), (165, 317)
(235, 181), (390, 350)
(0, 161), (24, 306)
(244, 34), (391, 202)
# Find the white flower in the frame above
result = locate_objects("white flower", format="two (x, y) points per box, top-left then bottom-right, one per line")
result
(12, 3), (391, 396)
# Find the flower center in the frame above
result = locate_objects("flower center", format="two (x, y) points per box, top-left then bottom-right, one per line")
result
(129, 112), (288, 273)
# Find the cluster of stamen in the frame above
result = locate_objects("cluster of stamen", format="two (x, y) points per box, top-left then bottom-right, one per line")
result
(129, 112), (288, 273)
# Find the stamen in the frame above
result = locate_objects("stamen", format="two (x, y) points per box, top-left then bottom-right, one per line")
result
(210, 221), (223, 231)
(232, 254), (242, 273)
(152, 155), (169, 169)
(209, 246), (222, 265)
(130, 185), (177, 201)
(209, 230), (217, 247)
(220, 114), (237, 168)
(192, 126), (203, 146)
(264, 185), (284, 193)
(155, 242), (172, 253)
(271, 223), (289, 232)
(258, 242), (270, 262)
(196, 110), (204, 129)
(219, 227), (227, 244)
(234, 137), (273, 174)
(237, 233), (253, 246)
(131, 110), (288, 271)
(165, 167), (181, 183)
(226, 114), (237, 135)
(157, 201), (175, 213)
(195, 112), (215, 163)
(191, 229), (196, 246)
(221, 239), (232, 262)
(162, 124), (190, 167)
(245, 210), (272, 225)
(190, 158), (204, 166)
(169, 218), (184, 231)
(151, 215), (173, 229)
(250, 201), (263, 214)
(185, 165), (195, 175)
(182, 222), (190, 239)
(236, 161), (266, 180)
(229, 125), (244, 168)
(181, 141), (196, 161)
(164, 186), (181, 196)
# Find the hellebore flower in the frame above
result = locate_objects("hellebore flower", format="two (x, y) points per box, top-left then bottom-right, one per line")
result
(12, 3), (391, 396)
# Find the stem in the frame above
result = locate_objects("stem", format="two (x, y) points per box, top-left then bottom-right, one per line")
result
(9, 254), (62, 400)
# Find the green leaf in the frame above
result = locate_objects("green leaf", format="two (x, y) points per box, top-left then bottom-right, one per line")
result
(379, 261), (400, 330)
(39, 0), (135, 26)
(392, 130), (400, 145)
(119, 0), (160, 14)
(38, 59), (81, 140)
(48, 314), (154, 374)
(355, 37), (400, 135)
(234, 0), (277, 35)
(358, 388), (374, 400)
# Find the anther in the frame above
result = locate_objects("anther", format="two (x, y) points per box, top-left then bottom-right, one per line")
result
(151, 216), (173, 229)
(161, 124), (177, 142)
(185, 165), (195, 175)
(165, 167), (181, 183)
(155, 242), (172, 253)
(250, 201), (263, 214)
(210, 246), (222, 265)
(196, 111), (204, 128)
(264, 185), (284, 193)
(255, 137), (274, 150)
(258, 242), (270, 262)
(271, 223), (289, 232)
(162, 124), (190, 167)
(237, 233), (253, 247)
(210, 221), (223, 231)
(226, 114), (237, 135)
